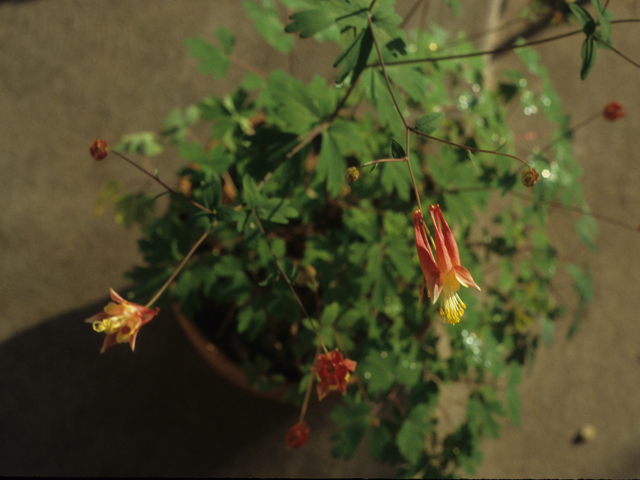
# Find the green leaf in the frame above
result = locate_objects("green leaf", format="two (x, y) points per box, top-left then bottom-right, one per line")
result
(330, 399), (370, 459)
(285, 9), (335, 38)
(415, 112), (445, 135)
(445, 0), (460, 16)
(318, 130), (347, 197)
(256, 197), (299, 224)
(116, 132), (163, 156)
(242, 175), (261, 209)
(334, 26), (373, 84)
(506, 363), (523, 426)
(396, 403), (432, 463)
(216, 26), (235, 55)
(184, 36), (230, 78)
(390, 138), (406, 159)
(575, 214), (598, 251)
(570, 4), (596, 36)
(242, 0), (295, 54)
(368, 424), (393, 461)
(360, 350), (396, 395)
(579, 35), (597, 80)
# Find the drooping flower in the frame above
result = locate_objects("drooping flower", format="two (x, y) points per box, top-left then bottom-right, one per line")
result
(285, 422), (310, 449)
(313, 349), (356, 401)
(603, 101), (625, 121)
(86, 289), (159, 353)
(89, 139), (109, 160)
(413, 205), (480, 325)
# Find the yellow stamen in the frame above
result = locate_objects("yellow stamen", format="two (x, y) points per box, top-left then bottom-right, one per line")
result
(440, 291), (466, 324)
(440, 271), (465, 324)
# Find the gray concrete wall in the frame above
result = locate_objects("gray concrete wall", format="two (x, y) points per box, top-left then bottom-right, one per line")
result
(1, 0), (639, 477)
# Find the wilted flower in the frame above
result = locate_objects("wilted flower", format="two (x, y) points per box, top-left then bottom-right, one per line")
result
(603, 101), (625, 121)
(285, 422), (310, 449)
(413, 205), (481, 324)
(89, 139), (109, 160)
(313, 349), (356, 400)
(86, 289), (159, 353)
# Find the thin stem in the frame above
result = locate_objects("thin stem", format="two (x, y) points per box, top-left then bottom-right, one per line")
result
(410, 127), (531, 169)
(540, 111), (600, 154)
(367, 15), (407, 128)
(361, 157), (407, 168)
(406, 127), (423, 214)
(594, 33), (640, 70)
(145, 223), (215, 308)
(373, 28), (584, 68)
(229, 54), (268, 79)
(375, 19), (640, 68)
(250, 209), (329, 354)
(299, 344), (321, 423)
(509, 190), (639, 233)
(112, 150), (214, 215)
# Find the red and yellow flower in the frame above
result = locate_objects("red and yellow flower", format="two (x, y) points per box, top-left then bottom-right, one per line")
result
(413, 205), (480, 324)
(86, 289), (159, 353)
(313, 349), (356, 401)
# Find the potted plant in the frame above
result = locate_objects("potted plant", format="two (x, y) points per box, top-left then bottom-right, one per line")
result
(86, 0), (628, 476)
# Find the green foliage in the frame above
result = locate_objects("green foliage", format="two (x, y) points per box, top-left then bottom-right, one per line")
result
(102, 1), (602, 477)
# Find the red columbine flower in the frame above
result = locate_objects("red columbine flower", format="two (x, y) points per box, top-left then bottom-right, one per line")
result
(413, 205), (481, 325)
(89, 139), (109, 160)
(313, 349), (356, 401)
(285, 422), (310, 449)
(86, 289), (159, 353)
(603, 101), (625, 121)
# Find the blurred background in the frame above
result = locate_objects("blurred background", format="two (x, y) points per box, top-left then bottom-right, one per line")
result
(1, 0), (639, 476)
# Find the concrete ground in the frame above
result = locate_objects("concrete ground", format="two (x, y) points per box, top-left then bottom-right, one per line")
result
(1, 0), (639, 477)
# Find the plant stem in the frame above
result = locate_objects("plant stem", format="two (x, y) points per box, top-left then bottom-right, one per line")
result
(299, 344), (320, 423)
(145, 223), (215, 308)
(112, 150), (214, 215)
(409, 127), (531, 169)
(250, 209), (329, 355)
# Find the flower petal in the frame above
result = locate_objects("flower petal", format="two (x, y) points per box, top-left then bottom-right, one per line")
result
(453, 265), (481, 291)
(429, 204), (461, 271)
(413, 209), (442, 302)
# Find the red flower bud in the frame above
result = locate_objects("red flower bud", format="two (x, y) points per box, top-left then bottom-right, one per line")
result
(603, 102), (625, 121)
(345, 166), (360, 183)
(521, 167), (539, 187)
(90, 139), (109, 160)
(285, 422), (309, 449)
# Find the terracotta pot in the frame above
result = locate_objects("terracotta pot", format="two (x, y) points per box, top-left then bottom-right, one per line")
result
(173, 304), (289, 401)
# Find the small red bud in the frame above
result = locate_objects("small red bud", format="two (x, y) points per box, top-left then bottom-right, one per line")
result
(90, 139), (109, 160)
(345, 166), (359, 183)
(603, 102), (625, 121)
(285, 422), (309, 449)
(521, 167), (539, 187)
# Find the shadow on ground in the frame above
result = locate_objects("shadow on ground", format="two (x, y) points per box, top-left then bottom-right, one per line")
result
(0, 296), (394, 477)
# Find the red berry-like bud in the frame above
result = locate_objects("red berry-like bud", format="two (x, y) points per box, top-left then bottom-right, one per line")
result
(90, 139), (109, 160)
(285, 422), (309, 449)
(603, 102), (625, 121)
(345, 166), (360, 183)
(521, 167), (539, 187)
